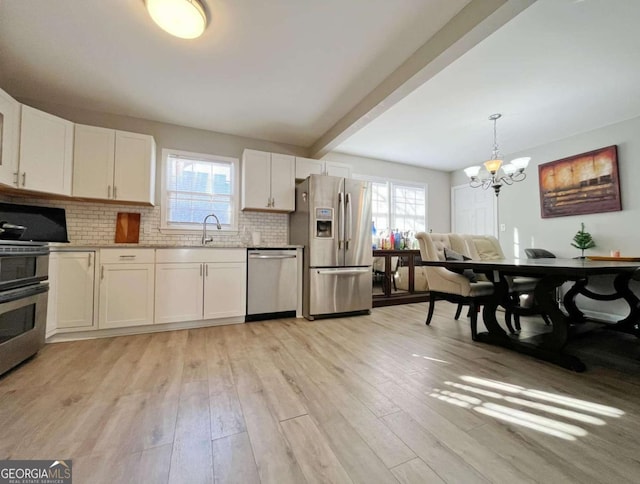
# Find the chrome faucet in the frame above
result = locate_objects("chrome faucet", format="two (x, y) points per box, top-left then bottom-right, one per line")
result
(202, 213), (222, 244)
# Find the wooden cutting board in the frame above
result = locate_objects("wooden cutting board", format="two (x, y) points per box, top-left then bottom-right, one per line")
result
(587, 255), (640, 262)
(115, 212), (141, 243)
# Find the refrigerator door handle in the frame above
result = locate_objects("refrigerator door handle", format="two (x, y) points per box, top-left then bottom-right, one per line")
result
(316, 268), (370, 275)
(345, 192), (352, 250)
(338, 192), (345, 249)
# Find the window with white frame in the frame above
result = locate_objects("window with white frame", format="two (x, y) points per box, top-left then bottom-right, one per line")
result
(360, 176), (426, 234)
(161, 149), (239, 231)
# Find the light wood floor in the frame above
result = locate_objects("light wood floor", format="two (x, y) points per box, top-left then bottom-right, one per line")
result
(2, 302), (640, 483)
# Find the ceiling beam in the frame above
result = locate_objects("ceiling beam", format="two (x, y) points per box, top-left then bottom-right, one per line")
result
(310, 0), (537, 159)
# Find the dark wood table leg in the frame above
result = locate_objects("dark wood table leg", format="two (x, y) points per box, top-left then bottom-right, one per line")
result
(563, 278), (588, 323)
(609, 272), (640, 336)
(563, 271), (640, 337)
(476, 273), (586, 372)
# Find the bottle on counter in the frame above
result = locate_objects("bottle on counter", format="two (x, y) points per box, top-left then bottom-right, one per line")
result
(394, 229), (402, 250)
(371, 221), (377, 249)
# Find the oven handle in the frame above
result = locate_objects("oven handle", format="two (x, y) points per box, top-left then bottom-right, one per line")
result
(0, 283), (48, 304)
(0, 247), (50, 257)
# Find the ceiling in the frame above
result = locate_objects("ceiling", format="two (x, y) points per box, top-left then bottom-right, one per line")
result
(335, 0), (640, 170)
(1, 1), (639, 172)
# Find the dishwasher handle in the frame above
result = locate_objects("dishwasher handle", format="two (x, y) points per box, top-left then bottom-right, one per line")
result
(249, 253), (297, 259)
(315, 268), (370, 275)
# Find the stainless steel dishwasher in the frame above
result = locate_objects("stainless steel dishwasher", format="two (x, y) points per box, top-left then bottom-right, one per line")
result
(246, 248), (298, 321)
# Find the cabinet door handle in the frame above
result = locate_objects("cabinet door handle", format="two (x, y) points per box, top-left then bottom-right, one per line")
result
(88, 253), (92, 267)
(200, 264), (203, 277)
(13, 172), (18, 186)
(101, 266), (105, 280)
(108, 185), (112, 198)
(119, 255), (136, 259)
(113, 186), (117, 199)
(21, 172), (26, 187)
(205, 264), (209, 277)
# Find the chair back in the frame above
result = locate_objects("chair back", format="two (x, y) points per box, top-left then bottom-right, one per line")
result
(525, 248), (556, 258)
(415, 232), (474, 296)
(464, 235), (505, 261)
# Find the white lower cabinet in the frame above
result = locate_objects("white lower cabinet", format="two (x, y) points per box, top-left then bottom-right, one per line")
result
(48, 248), (247, 338)
(47, 251), (97, 336)
(155, 262), (204, 324)
(155, 249), (246, 324)
(98, 249), (155, 329)
(203, 262), (247, 319)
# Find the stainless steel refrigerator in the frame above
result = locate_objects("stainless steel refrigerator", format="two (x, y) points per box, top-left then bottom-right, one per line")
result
(289, 175), (372, 319)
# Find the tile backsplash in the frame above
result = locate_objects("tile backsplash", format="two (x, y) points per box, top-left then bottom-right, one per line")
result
(6, 196), (289, 246)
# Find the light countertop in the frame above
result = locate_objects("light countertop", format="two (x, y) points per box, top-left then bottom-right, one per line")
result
(49, 244), (302, 252)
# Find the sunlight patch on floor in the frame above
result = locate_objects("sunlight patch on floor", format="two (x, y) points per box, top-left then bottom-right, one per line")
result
(411, 353), (449, 364)
(429, 375), (625, 440)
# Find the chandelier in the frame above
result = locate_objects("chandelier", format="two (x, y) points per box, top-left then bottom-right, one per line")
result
(463, 113), (530, 197)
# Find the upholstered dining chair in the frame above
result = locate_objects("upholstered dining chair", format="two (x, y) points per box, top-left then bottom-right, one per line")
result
(524, 248), (556, 326)
(415, 232), (494, 339)
(525, 248), (556, 259)
(464, 235), (539, 333)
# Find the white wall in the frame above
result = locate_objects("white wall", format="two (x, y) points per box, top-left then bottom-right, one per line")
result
(322, 152), (452, 233)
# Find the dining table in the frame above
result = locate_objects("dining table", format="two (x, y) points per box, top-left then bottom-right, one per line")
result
(421, 257), (640, 371)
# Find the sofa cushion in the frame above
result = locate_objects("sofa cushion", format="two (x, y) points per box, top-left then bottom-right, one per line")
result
(444, 248), (477, 282)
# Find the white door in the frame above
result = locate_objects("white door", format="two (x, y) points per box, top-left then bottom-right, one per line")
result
(451, 184), (497, 236)
(19, 105), (73, 195)
(270, 153), (295, 211)
(113, 130), (155, 204)
(155, 263), (204, 324)
(73, 124), (115, 199)
(203, 263), (246, 319)
(56, 252), (96, 329)
(99, 263), (155, 329)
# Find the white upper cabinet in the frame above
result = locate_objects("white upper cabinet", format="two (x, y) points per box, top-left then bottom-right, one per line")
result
(0, 88), (21, 187)
(270, 153), (296, 211)
(325, 161), (352, 178)
(114, 131), (156, 204)
(73, 125), (115, 199)
(73, 125), (156, 204)
(295, 157), (351, 180)
(295, 156), (324, 180)
(241, 149), (295, 212)
(19, 105), (73, 195)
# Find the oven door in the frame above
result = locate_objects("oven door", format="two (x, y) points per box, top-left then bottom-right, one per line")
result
(0, 253), (49, 291)
(0, 283), (48, 375)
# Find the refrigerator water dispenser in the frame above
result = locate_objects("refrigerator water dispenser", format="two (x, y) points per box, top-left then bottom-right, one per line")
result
(315, 207), (333, 238)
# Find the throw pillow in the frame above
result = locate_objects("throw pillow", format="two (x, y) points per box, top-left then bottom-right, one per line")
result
(444, 248), (477, 283)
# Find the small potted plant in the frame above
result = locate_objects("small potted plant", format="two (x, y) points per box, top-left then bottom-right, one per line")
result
(571, 222), (596, 258)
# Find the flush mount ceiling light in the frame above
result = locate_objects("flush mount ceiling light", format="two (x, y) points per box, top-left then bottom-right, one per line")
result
(146, 0), (207, 39)
(463, 113), (530, 197)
